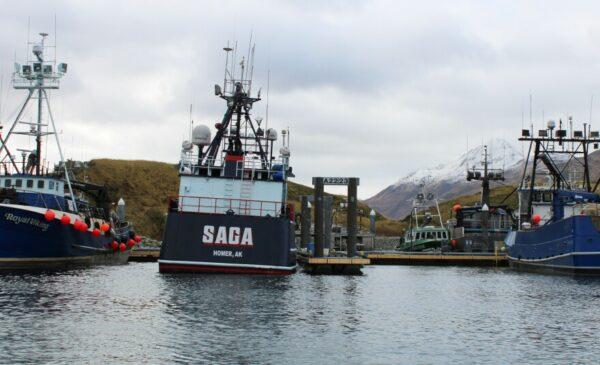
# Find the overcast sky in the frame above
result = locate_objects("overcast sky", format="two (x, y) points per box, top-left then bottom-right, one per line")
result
(1, 0), (600, 198)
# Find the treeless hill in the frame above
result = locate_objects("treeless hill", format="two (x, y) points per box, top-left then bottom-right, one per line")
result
(75, 159), (406, 239)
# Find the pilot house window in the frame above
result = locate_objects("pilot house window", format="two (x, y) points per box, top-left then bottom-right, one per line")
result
(49, 181), (55, 190)
(4, 179), (10, 188)
(26, 180), (34, 188)
(15, 179), (22, 188)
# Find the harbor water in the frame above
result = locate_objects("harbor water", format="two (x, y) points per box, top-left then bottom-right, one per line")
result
(1, 263), (599, 364)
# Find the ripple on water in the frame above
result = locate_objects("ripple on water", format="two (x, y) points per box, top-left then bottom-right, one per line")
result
(1, 264), (600, 364)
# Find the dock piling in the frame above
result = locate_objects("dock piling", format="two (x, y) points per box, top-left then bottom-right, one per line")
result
(313, 177), (324, 257)
(347, 177), (358, 257)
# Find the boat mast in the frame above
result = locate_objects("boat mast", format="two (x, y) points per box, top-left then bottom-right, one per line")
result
(0, 31), (77, 211)
(467, 145), (505, 207)
(203, 44), (270, 169)
(519, 119), (600, 221)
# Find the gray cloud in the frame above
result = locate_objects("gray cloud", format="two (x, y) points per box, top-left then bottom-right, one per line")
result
(1, 0), (600, 198)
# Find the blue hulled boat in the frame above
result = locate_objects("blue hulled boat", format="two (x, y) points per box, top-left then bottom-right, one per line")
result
(0, 32), (136, 270)
(506, 119), (600, 274)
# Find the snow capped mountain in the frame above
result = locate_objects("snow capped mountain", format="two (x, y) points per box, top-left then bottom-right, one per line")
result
(396, 138), (524, 186)
(367, 138), (524, 219)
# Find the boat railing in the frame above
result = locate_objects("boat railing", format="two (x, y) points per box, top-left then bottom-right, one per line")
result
(175, 195), (282, 217)
(11, 189), (66, 211)
(179, 154), (283, 178)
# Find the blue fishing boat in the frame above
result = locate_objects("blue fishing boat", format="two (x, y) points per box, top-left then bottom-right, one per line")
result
(505, 118), (600, 274)
(0, 32), (137, 270)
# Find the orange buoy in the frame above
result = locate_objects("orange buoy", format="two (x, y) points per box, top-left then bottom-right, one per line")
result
(111, 241), (119, 250)
(92, 228), (101, 237)
(80, 222), (89, 232)
(119, 243), (127, 252)
(451, 239), (457, 247)
(127, 239), (135, 247)
(134, 235), (142, 243)
(100, 223), (110, 232)
(532, 214), (542, 225)
(452, 204), (462, 213)
(44, 210), (55, 222)
(60, 214), (71, 225)
(73, 220), (82, 230)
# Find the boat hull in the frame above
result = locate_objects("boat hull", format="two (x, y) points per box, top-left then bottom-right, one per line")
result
(0, 204), (131, 270)
(159, 211), (297, 275)
(506, 215), (600, 275)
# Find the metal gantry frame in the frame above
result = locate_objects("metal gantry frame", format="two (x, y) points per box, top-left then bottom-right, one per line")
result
(0, 32), (77, 212)
(311, 177), (360, 258)
(518, 119), (600, 222)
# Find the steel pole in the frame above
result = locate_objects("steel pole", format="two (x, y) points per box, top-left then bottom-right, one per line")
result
(347, 178), (358, 257)
(313, 177), (324, 257)
(300, 195), (311, 249)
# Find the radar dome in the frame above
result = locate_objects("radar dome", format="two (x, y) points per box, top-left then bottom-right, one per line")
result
(32, 44), (43, 58)
(192, 125), (211, 146)
(181, 140), (193, 151)
(279, 146), (290, 157)
(266, 128), (278, 141)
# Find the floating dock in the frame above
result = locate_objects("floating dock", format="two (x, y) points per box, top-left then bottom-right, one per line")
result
(362, 251), (507, 267)
(128, 247), (161, 262)
(297, 254), (370, 275)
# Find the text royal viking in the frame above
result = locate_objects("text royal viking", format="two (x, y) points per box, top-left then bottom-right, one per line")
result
(202, 225), (254, 246)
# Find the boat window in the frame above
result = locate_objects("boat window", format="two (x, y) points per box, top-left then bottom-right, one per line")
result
(26, 179), (33, 188)
(37, 180), (44, 189)
(49, 181), (54, 190)
(15, 179), (22, 188)
(416, 233), (421, 240)
(4, 179), (10, 187)
(542, 192), (552, 202)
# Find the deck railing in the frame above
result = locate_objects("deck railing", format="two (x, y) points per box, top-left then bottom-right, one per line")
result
(175, 195), (282, 217)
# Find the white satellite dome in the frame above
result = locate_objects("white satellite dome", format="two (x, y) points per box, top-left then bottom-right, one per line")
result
(181, 140), (193, 151)
(32, 44), (43, 58)
(279, 146), (290, 157)
(192, 124), (211, 146)
(547, 120), (556, 130)
(266, 128), (278, 141)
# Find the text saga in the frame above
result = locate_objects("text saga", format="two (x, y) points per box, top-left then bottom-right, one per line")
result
(202, 225), (253, 246)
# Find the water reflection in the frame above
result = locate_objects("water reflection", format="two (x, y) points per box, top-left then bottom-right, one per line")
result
(0, 264), (599, 364)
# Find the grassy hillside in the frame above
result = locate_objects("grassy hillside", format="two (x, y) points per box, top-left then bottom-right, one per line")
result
(73, 159), (517, 239)
(73, 159), (179, 239)
(74, 159), (405, 238)
(398, 184), (518, 225)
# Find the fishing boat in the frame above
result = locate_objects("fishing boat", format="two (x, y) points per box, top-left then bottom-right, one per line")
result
(505, 118), (600, 274)
(0, 32), (137, 269)
(159, 44), (297, 274)
(448, 145), (516, 252)
(398, 190), (449, 251)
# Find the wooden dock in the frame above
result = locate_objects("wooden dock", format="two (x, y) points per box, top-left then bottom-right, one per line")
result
(297, 254), (370, 275)
(362, 251), (507, 267)
(128, 247), (161, 262)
